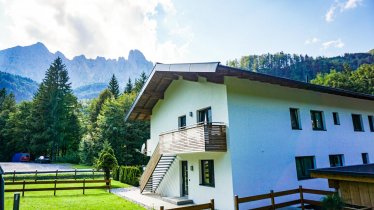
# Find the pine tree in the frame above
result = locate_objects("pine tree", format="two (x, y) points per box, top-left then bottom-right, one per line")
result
(124, 78), (133, 94)
(108, 74), (120, 99)
(134, 72), (147, 93)
(30, 57), (80, 160)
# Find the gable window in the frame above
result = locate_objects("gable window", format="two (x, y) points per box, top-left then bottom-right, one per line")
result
(197, 107), (212, 124)
(362, 153), (370, 164)
(295, 156), (315, 180)
(352, 114), (364, 132)
(333, 112), (340, 125)
(178, 115), (186, 129)
(329, 154), (344, 167)
(311, 110), (325, 131)
(290, 108), (301, 130)
(200, 160), (214, 187)
(368, 116), (374, 132)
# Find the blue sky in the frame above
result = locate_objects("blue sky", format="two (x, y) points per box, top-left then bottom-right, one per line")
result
(0, 0), (373, 63)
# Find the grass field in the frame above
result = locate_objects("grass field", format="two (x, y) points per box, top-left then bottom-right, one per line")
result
(4, 180), (145, 210)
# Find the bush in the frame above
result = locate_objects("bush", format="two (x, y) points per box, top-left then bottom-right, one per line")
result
(321, 192), (344, 210)
(55, 152), (80, 164)
(112, 166), (119, 181)
(118, 166), (142, 186)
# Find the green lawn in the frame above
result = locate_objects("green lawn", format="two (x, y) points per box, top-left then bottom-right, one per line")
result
(4, 180), (144, 210)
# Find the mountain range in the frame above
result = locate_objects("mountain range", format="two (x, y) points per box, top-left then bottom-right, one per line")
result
(0, 42), (153, 101)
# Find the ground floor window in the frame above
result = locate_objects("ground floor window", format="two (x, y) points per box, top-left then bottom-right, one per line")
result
(295, 156), (315, 180)
(362, 153), (370, 164)
(329, 154), (344, 167)
(200, 160), (214, 187)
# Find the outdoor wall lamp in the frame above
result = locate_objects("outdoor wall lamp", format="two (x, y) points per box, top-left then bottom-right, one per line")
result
(190, 165), (194, 171)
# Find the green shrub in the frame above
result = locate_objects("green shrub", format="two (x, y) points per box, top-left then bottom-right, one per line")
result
(55, 152), (80, 164)
(321, 192), (345, 210)
(112, 166), (119, 181)
(118, 166), (142, 186)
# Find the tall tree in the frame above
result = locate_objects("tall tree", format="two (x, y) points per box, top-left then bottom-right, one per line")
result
(108, 74), (120, 99)
(0, 88), (16, 161)
(124, 78), (133, 94)
(30, 57), (80, 160)
(133, 72), (147, 93)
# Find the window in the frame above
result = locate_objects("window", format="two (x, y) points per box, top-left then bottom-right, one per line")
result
(200, 160), (214, 187)
(329, 154), (344, 167)
(178, 115), (186, 128)
(197, 107), (212, 124)
(362, 153), (370, 164)
(333, 112), (340, 125)
(311, 110), (325, 130)
(290, 108), (301, 130)
(352, 114), (364, 132)
(368, 116), (374, 132)
(295, 156), (315, 180)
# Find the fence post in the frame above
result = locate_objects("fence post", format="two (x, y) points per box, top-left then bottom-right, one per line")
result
(55, 170), (58, 180)
(74, 169), (77, 180)
(83, 179), (85, 195)
(13, 193), (20, 210)
(299, 186), (305, 210)
(0, 166), (4, 210)
(234, 195), (239, 210)
(13, 170), (15, 183)
(54, 179), (57, 196)
(35, 170), (37, 182)
(210, 199), (215, 210)
(270, 190), (275, 210)
(22, 180), (25, 197)
(92, 169), (94, 180)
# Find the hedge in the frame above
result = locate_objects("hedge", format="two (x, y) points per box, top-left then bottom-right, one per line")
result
(113, 166), (142, 186)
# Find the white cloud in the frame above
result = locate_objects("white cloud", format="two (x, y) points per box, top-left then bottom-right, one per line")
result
(325, 0), (363, 22)
(322, 39), (345, 49)
(305, 37), (320, 45)
(0, 0), (193, 62)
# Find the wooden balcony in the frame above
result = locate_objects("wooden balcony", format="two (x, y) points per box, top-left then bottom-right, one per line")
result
(159, 123), (227, 155)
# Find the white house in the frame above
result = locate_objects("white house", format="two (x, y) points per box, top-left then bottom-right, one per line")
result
(125, 62), (374, 210)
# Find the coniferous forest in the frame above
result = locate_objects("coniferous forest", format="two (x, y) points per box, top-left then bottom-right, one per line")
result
(0, 57), (149, 166)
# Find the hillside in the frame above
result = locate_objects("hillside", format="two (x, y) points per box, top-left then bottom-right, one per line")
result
(73, 83), (108, 100)
(0, 71), (39, 102)
(0, 42), (153, 88)
(227, 52), (374, 82)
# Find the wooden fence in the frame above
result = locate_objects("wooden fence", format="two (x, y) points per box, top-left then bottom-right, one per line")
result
(4, 179), (111, 196)
(160, 199), (214, 210)
(234, 186), (371, 210)
(3, 169), (104, 182)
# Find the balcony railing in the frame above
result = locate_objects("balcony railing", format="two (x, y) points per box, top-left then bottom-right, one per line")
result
(159, 123), (227, 155)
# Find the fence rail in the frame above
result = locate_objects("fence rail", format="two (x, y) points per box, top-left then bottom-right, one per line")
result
(3, 169), (104, 182)
(4, 179), (111, 196)
(234, 186), (371, 210)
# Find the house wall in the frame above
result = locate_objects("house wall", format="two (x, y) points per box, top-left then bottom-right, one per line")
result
(225, 76), (374, 209)
(339, 180), (374, 207)
(150, 77), (235, 209)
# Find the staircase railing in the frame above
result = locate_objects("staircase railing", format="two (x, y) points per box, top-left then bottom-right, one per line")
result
(139, 143), (162, 193)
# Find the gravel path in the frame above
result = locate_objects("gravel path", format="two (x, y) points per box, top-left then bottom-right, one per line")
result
(0, 162), (74, 172)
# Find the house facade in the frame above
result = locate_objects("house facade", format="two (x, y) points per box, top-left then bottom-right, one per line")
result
(125, 62), (374, 210)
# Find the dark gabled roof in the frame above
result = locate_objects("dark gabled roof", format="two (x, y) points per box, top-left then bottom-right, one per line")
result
(125, 62), (374, 121)
(310, 164), (374, 178)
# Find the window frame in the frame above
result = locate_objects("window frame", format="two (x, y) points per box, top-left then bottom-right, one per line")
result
(352, 114), (364, 132)
(178, 115), (186, 129)
(200, 160), (215, 187)
(362, 153), (370, 164)
(333, 112), (340, 125)
(368, 116), (374, 132)
(329, 154), (345, 167)
(197, 107), (212, 125)
(310, 110), (326, 131)
(295, 156), (316, 181)
(290, 108), (302, 130)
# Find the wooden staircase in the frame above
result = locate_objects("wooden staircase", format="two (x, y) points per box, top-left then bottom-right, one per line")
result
(139, 144), (176, 193)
